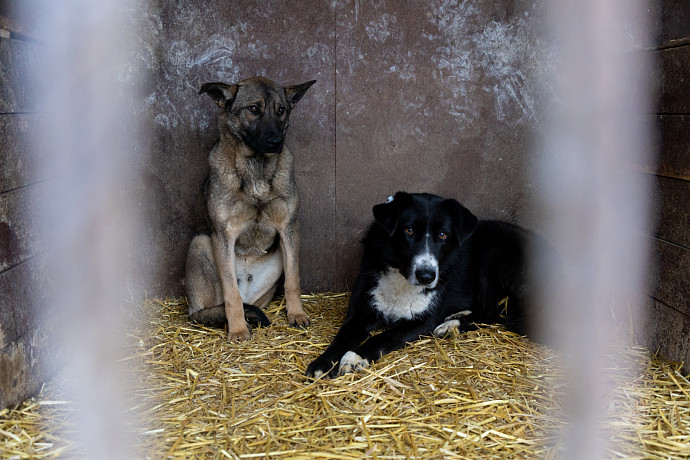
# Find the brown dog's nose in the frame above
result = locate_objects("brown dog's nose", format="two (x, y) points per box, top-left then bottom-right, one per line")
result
(267, 137), (283, 148)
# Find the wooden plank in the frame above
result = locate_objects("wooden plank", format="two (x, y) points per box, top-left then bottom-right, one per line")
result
(0, 36), (45, 113)
(0, 252), (56, 346)
(658, 45), (690, 114)
(622, 115), (689, 180)
(657, 115), (690, 180)
(656, 176), (690, 248)
(648, 238), (690, 314)
(0, 272), (16, 346)
(658, 0), (690, 46)
(644, 298), (690, 374)
(0, 183), (48, 272)
(0, 318), (61, 410)
(0, 114), (49, 192)
(0, 2), (42, 39)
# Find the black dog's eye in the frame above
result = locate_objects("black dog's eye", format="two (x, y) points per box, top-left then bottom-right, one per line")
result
(404, 227), (414, 236)
(247, 105), (260, 114)
(277, 106), (286, 116)
(438, 232), (448, 240)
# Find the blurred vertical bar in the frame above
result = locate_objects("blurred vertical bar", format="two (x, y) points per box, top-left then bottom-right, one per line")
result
(538, 1), (656, 458)
(37, 0), (145, 458)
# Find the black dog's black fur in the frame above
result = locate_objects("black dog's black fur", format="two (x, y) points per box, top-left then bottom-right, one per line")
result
(306, 192), (550, 378)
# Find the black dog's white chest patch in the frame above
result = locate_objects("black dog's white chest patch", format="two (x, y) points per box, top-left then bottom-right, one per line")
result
(369, 266), (438, 320)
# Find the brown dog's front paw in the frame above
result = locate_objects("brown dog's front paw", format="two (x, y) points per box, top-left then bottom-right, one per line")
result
(287, 311), (310, 328)
(228, 325), (252, 341)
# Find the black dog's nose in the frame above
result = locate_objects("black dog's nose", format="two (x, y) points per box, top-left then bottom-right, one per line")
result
(415, 268), (436, 285)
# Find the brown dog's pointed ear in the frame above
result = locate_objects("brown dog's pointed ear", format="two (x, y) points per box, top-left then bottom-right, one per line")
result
(199, 82), (238, 109)
(373, 192), (412, 236)
(442, 198), (478, 245)
(285, 80), (316, 109)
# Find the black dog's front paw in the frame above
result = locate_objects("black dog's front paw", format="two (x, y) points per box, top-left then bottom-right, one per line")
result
(305, 355), (338, 379)
(336, 351), (370, 375)
(433, 310), (473, 337)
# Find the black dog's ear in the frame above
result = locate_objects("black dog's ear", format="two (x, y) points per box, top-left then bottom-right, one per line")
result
(285, 80), (316, 109)
(442, 198), (478, 245)
(373, 191), (413, 236)
(199, 82), (239, 109)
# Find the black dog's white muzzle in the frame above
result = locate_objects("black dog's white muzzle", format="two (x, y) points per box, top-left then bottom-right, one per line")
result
(410, 254), (439, 289)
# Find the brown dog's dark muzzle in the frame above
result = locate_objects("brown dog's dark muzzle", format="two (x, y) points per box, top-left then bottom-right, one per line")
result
(247, 125), (284, 154)
(265, 136), (284, 153)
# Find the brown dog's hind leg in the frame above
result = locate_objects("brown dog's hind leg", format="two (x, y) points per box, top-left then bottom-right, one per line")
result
(186, 234), (223, 316)
(187, 236), (274, 333)
(189, 304), (226, 328)
(189, 304), (270, 329)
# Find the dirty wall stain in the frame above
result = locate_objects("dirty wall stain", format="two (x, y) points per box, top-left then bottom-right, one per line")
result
(335, 0), (555, 130)
(429, 0), (555, 127)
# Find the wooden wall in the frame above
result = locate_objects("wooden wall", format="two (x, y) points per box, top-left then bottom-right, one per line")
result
(0, 6), (60, 409)
(643, 0), (690, 372)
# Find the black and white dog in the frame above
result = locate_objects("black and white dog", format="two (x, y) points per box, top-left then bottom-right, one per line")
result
(306, 192), (549, 379)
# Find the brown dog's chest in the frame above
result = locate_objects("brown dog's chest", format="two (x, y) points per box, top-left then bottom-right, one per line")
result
(209, 180), (291, 256)
(207, 142), (296, 257)
(234, 196), (287, 256)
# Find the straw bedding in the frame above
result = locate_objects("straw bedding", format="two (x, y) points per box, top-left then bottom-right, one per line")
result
(1, 293), (689, 458)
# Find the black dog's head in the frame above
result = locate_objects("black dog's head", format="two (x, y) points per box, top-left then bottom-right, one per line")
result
(200, 76), (315, 155)
(373, 192), (478, 289)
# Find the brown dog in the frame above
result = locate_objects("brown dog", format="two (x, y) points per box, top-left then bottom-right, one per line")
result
(185, 76), (315, 341)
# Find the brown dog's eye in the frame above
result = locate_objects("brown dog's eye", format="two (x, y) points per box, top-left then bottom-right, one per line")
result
(404, 227), (414, 236)
(277, 106), (286, 116)
(247, 105), (259, 114)
(439, 232), (448, 240)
